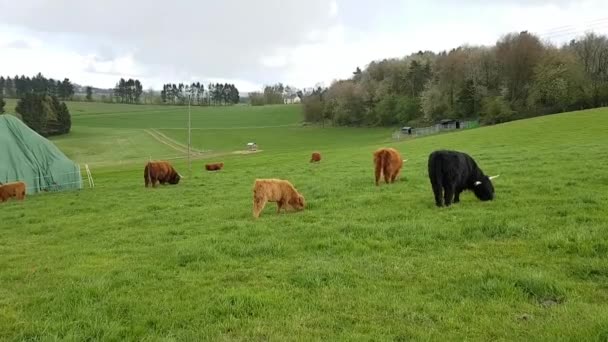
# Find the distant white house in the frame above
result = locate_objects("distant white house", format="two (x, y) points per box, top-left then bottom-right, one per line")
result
(284, 96), (301, 104)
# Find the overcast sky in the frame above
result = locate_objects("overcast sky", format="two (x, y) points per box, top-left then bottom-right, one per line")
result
(1, 0), (608, 93)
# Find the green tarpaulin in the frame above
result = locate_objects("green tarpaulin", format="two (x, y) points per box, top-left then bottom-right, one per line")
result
(0, 114), (82, 194)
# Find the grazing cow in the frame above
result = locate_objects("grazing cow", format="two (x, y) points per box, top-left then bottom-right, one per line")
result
(310, 152), (322, 163)
(205, 162), (224, 171)
(252, 179), (305, 218)
(0, 181), (26, 202)
(373, 147), (404, 186)
(144, 161), (182, 188)
(427, 150), (499, 207)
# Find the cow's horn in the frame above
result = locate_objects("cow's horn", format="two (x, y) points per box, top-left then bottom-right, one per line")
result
(474, 181), (482, 186)
(178, 173), (185, 179)
(489, 175), (500, 180)
(403, 159), (408, 163)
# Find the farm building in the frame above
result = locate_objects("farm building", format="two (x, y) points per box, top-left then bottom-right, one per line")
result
(284, 96), (301, 104)
(393, 119), (479, 140)
(440, 119), (461, 129)
(401, 126), (413, 135)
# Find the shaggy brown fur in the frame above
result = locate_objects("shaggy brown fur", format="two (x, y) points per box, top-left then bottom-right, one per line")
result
(144, 161), (181, 187)
(252, 179), (305, 218)
(205, 162), (224, 171)
(310, 152), (322, 163)
(373, 147), (404, 186)
(0, 181), (26, 202)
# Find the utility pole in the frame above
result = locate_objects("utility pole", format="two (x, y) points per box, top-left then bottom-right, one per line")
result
(187, 91), (192, 175)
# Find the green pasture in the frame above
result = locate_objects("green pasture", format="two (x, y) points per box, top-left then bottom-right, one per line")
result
(1, 100), (607, 340)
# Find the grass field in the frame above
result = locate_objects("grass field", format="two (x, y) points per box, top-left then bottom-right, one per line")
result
(1, 101), (608, 340)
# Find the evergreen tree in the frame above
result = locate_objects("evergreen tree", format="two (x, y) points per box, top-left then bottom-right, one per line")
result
(16, 94), (72, 136)
(57, 101), (72, 134)
(134, 80), (143, 103)
(5, 77), (15, 97)
(86, 86), (93, 101)
(16, 93), (46, 135)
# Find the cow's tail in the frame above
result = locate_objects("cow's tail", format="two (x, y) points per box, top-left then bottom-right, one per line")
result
(144, 162), (151, 187)
(374, 151), (384, 185)
(382, 151), (393, 182)
(428, 154), (444, 206)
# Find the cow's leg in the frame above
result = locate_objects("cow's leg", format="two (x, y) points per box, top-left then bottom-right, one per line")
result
(444, 184), (455, 206)
(390, 169), (399, 183)
(454, 190), (462, 203)
(276, 199), (285, 214)
(430, 177), (443, 207)
(253, 197), (267, 218)
(384, 165), (391, 184)
(375, 161), (382, 186)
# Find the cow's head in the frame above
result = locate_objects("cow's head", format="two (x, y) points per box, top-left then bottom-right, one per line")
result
(169, 172), (181, 185)
(473, 175), (498, 201)
(289, 194), (306, 210)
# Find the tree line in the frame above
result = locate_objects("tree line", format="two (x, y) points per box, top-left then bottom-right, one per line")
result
(160, 82), (239, 106)
(249, 83), (301, 106)
(302, 31), (608, 127)
(0, 73), (243, 107)
(0, 73), (75, 100)
(113, 78), (143, 104)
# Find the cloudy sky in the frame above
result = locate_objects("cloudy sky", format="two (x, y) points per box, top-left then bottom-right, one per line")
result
(1, 0), (608, 93)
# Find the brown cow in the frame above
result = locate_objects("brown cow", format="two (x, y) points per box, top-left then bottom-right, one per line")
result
(205, 162), (224, 171)
(373, 147), (404, 186)
(0, 181), (27, 202)
(310, 152), (321, 163)
(144, 161), (182, 188)
(252, 179), (305, 218)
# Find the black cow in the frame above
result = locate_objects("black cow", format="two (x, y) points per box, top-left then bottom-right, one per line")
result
(427, 150), (499, 207)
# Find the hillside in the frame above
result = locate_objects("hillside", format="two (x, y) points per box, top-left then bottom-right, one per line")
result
(0, 105), (607, 340)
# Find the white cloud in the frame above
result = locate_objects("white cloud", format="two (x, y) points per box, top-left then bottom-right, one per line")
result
(260, 52), (289, 69)
(329, 1), (339, 18)
(3, 39), (31, 49)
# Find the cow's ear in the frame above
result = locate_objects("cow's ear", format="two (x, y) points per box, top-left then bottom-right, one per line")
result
(474, 181), (482, 186)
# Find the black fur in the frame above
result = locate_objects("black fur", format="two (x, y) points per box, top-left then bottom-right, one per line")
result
(427, 150), (494, 207)
(168, 173), (181, 184)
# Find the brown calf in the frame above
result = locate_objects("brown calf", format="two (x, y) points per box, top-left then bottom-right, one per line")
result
(373, 147), (404, 186)
(0, 181), (27, 202)
(205, 162), (224, 171)
(252, 179), (305, 218)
